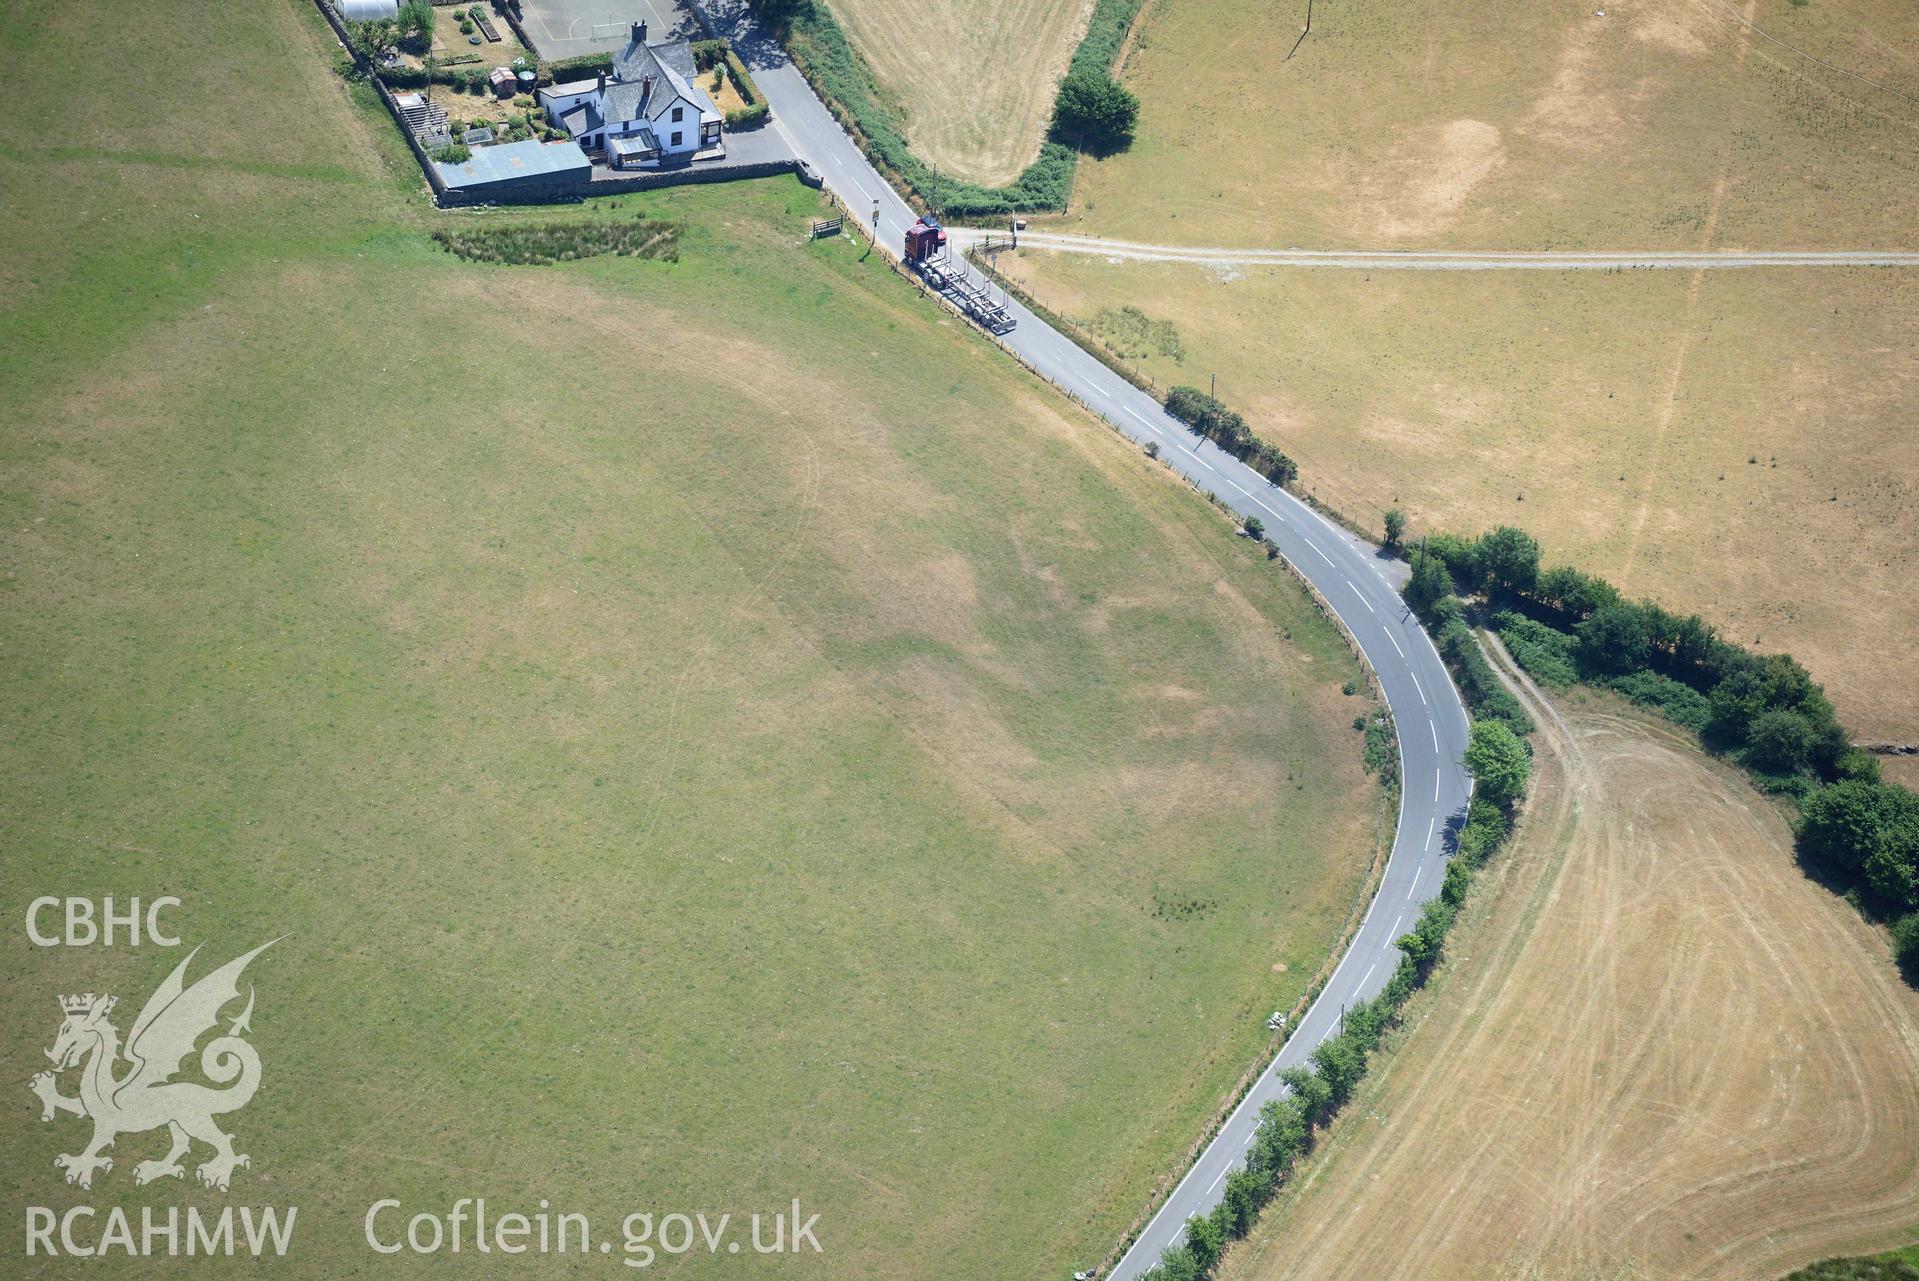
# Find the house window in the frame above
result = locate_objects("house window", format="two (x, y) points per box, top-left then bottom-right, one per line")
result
(672, 106), (683, 122)
(672, 131), (682, 146)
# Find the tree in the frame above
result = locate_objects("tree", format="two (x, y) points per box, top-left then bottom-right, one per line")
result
(1670, 612), (1717, 670)
(1052, 70), (1139, 151)
(1243, 515), (1265, 541)
(1463, 720), (1531, 808)
(398, 0), (434, 48)
(1402, 546), (1453, 619)
(1221, 1164), (1266, 1233)
(1256, 442), (1297, 486)
(1707, 652), (1834, 752)
(1744, 707), (1816, 774)
(1309, 1035), (1365, 1112)
(1835, 747), (1884, 783)
(1893, 912), (1919, 981)
(1278, 1064), (1333, 1126)
(1183, 1211), (1227, 1274)
(1799, 780), (1919, 911)
(1425, 533), (1480, 588)
(1535, 564), (1621, 619)
(749, 0), (815, 31)
(1382, 508), (1406, 547)
(1575, 601), (1650, 677)
(1396, 896), (1455, 969)
(1474, 525), (1541, 596)
(350, 17), (401, 63)
(1250, 1097), (1308, 1175)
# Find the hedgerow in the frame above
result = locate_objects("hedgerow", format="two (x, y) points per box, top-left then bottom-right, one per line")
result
(381, 64), (491, 90)
(749, 0), (1147, 216)
(1360, 713), (1398, 787)
(1135, 717), (1525, 1281)
(1410, 524), (1918, 937)
(544, 52), (613, 82)
(1895, 913), (1919, 983)
(430, 218), (680, 265)
(1164, 386), (1298, 486)
(1490, 611), (1578, 689)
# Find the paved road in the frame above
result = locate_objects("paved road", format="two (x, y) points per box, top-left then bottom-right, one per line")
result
(954, 229), (1919, 272)
(701, 5), (1474, 1276)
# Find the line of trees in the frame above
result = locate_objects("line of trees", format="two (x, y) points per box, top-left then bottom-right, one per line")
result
(1136, 719), (1527, 1280)
(1402, 538), (1532, 739)
(1163, 386), (1298, 487)
(1410, 524), (1917, 978)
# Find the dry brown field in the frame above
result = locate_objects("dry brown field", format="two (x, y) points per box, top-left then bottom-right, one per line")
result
(824, 0), (1094, 184)
(1001, 0), (1919, 742)
(1220, 654), (1919, 1281)
(996, 250), (1919, 744)
(1051, 0), (1919, 250)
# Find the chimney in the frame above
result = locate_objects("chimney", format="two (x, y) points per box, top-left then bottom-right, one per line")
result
(630, 20), (644, 44)
(639, 74), (653, 112)
(596, 71), (606, 93)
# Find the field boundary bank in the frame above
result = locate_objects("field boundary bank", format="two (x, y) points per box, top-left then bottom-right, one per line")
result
(309, 0), (453, 200)
(436, 159), (805, 205)
(735, 0), (1148, 216)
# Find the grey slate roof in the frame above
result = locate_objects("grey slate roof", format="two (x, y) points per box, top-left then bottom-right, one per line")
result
(602, 78), (653, 127)
(558, 101), (601, 137)
(608, 36), (716, 122)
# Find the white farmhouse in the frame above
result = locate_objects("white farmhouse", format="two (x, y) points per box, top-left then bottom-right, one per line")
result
(536, 22), (722, 169)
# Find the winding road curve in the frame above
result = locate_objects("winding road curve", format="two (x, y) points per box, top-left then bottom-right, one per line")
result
(698, 4), (1474, 1275)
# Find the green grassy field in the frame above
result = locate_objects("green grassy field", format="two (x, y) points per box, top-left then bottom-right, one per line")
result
(0, 1), (1381, 1277)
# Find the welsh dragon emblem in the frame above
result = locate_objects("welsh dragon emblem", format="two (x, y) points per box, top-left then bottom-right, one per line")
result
(30, 941), (277, 1191)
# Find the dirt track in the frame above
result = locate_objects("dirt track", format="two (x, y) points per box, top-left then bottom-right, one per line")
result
(971, 230), (1919, 271)
(1225, 646), (1919, 1281)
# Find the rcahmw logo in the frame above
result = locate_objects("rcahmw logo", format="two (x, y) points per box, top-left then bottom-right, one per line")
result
(23, 939), (299, 1259)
